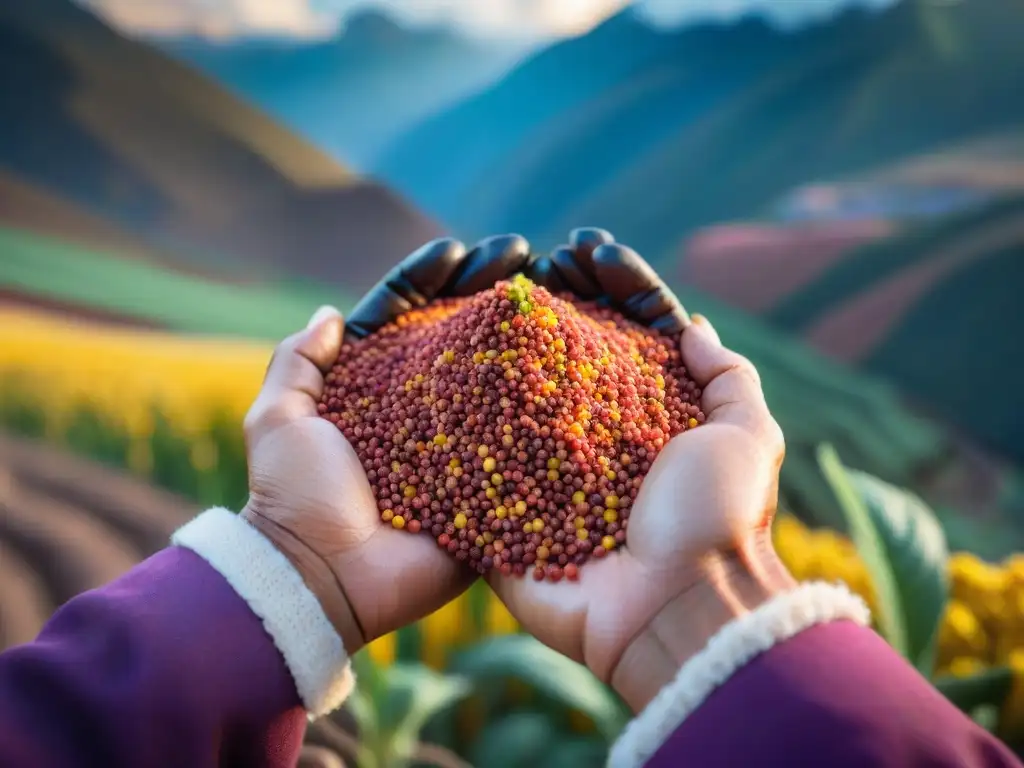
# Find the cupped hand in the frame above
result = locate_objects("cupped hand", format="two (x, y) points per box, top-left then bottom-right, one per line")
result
(241, 234), (532, 656)
(528, 227), (690, 335)
(489, 236), (795, 702)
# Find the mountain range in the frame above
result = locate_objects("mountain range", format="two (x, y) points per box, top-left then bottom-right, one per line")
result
(680, 136), (1024, 465)
(159, 11), (530, 169)
(0, 0), (443, 299)
(373, 0), (1024, 264)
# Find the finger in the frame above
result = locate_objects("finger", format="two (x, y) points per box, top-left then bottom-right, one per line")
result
(346, 238), (467, 339)
(549, 245), (601, 298)
(246, 307), (344, 438)
(681, 316), (776, 440)
(354, 531), (478, 638)
(568, 227), (615, 263)
(446, 233), (531, 296)
(400, 237), (469, 299)
(525, 253), (568, 292)
(591, 243), (691, 332)
(553, 227), (616, 299)
(484, 569), (588, 661)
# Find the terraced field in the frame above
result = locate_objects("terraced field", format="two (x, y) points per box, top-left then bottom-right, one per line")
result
(0, 431), (384, 768)
(0, 226), (353, 340)
(678, 194), (1024, 466)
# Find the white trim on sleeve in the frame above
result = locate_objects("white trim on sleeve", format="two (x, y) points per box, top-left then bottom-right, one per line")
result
(607, 581), (872, 768)
(172, 507), (355, 718)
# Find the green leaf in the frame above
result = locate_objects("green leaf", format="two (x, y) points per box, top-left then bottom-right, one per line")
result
(383, 663), (472, 765)
(817, 444), (949, 673)
(816, 445), (906, 652)
(935, 667), (1013, 714)
(449, 634), (629, 743)
(348, 651), (386, 748)
(971, 704), (1001, 733)
(467, 580), (492, 637)
(468, 711), (559, 768)
(846, 468), (949, 673)
(395, 623), (422, 663)
(344, 691), (381, 768)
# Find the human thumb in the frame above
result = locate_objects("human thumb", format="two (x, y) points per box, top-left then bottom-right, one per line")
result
(301, 305), (345, 368)
(247, 306), (344, 437)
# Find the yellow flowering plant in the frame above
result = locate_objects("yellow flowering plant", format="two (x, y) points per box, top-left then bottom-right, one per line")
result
(815, 444), (1022, 745)
(3, 306), (1024, 759)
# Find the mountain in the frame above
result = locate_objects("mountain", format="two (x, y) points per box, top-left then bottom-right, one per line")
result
(373, 0), (1024, 263)
(0, 0), (443, 297)
(679, 134), (1024, 465)
(159, 10), (529, 168)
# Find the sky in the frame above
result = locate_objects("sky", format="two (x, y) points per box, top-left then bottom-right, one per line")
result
(79, 0), (902, 40)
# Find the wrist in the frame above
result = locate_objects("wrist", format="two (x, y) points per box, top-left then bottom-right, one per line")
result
(610, 540), (796, 714)
(240, 503), (365, 658)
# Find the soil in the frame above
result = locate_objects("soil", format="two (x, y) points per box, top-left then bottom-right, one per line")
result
(0, 432), (362, 765)
(0, 291), (167, 331)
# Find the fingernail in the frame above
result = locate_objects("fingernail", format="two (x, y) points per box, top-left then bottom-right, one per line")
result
(307, 305), (341, 330)
(691, 314), (721, 345)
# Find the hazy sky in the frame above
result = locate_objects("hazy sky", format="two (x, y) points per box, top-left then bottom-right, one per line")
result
(80, 0), (901, 40)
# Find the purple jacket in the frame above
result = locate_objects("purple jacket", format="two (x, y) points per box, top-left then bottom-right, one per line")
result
(0, 507), (1019, 768)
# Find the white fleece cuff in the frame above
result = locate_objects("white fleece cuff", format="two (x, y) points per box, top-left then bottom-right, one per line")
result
(607, 581), (871, 768)
(172, 507), (355, 718)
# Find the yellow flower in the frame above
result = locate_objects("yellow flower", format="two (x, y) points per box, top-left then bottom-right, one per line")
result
(993, 582), (1024, 664)
(366, 632), (396, 667)
(0, 306), (269, 443)
(773, 515), (811, 574)
(938, 656), (987, 679)
(419, 595), (472, 670)
(937, 600), (990, 666)
(949, 552), (1008, 624)
(1005, 555), (1024, 586)
(483, 595), (519, 637)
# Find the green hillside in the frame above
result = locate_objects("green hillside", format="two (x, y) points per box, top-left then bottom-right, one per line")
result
(376, 0), (1024, 265)
(767, 196), (1024, 329)
(0, 0), (443, 295)
(672, 283), (1024, 557)
(0, 227), (353, 340)
(760, 196), (1024, 464)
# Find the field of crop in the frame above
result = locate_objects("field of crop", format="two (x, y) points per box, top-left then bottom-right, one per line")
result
(0, 226), (354, 339)
(2, 302), (1024, 764)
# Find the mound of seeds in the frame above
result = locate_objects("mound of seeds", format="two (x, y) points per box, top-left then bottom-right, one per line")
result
(319, 276), (705, 582)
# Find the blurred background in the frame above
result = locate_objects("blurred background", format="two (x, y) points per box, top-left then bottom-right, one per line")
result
(1, 0), (1023, 765)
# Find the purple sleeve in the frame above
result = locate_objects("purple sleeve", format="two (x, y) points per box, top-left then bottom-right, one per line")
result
(0, 547), (307, 768)
(646, 621), (1021, 767)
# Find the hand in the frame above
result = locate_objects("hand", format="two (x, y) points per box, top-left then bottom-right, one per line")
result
(527, 227), (690, 335)
(345, 234), (533, 339)
(241, 234), (532, 656)
(489, 240), (796, 712)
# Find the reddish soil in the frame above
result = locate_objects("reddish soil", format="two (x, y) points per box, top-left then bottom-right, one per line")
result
(679, 220), (895, 313)
(803, 212), (1024, 363)
(0, 290), (166, 330)
(0, 433), (460, 767)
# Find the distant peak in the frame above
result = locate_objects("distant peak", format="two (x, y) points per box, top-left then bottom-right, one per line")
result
(340, 8), (407, 41)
